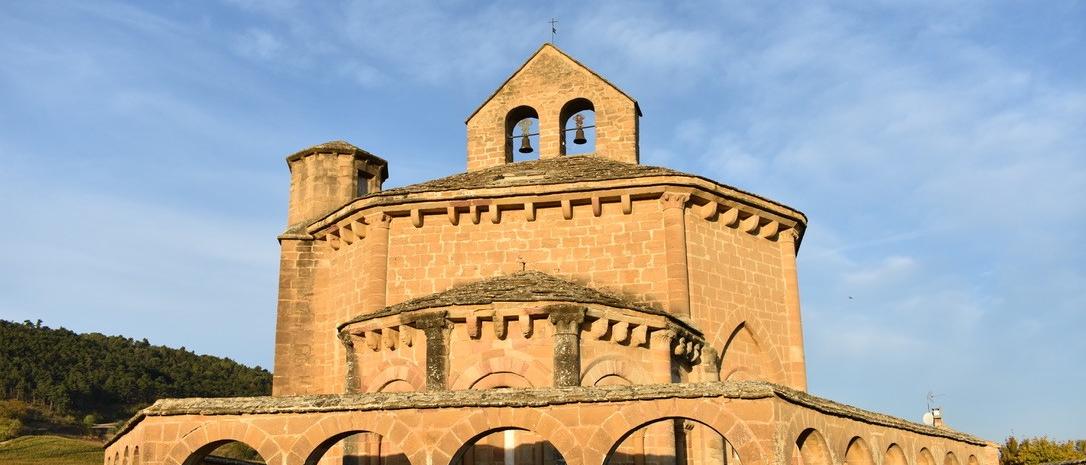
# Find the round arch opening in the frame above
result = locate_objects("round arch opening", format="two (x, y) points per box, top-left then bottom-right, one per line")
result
(793, 429), (832, 465)
(183, 440), (266, 465)
(559, 98), (595, 156)
(506, 106), (540, 162)
(844, 437), (874, 465)
(945, 451), (962, 465)
(917, 448), (936, 465)
(884, 444), (908, 465)
(605, 417), (743, 465)
(451, 427), (565, 465)
(304, 430), (408, 465)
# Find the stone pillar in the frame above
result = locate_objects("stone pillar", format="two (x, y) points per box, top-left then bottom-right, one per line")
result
(340, 330), (360, 393)
(660, 192), (691, 317)
(272, 237), (317, 396)
(696, 349), (721, 383)
(363, 213), (392, 313)
(777, 228), (808, 391)
(547, 305), (586, 387)
(412, 312), (451, 390)
(651, 329), (676, 383)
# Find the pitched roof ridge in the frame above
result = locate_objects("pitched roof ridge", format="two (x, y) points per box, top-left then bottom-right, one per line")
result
(465, 43), (639, 123)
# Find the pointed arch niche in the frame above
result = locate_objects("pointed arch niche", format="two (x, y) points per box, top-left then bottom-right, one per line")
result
(560, 98), (596, 156)
(506, 105), (540, 162)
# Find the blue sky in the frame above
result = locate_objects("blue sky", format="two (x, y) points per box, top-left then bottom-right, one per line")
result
(1, 0), (1083, 441)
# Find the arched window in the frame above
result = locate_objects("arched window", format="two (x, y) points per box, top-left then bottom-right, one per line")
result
(505, 106), (540, 162)
(560, 98), (595, 156)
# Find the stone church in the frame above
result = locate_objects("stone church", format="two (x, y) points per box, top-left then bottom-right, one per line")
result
(104, 44), (996, 465)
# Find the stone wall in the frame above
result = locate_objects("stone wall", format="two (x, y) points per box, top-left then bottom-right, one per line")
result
(103, 382), (995, 465)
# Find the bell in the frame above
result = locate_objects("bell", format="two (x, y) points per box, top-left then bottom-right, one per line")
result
(517, 120), (534, 153)
(573, 126), (587, 145)
(572, 113), (587, 145)
(518, 133), (533, 153)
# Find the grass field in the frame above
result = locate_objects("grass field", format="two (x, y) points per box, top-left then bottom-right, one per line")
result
(0, 435), (103, 465)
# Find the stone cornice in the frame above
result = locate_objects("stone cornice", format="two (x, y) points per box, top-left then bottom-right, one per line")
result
(107, 381), (988, 447)
(300, 180), (806, 255)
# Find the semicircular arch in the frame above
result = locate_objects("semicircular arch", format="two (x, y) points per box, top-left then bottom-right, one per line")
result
(366, 360), (425, 393)
(431, 410), (577, 465)
(845, 437), (875, 465)
(162, 421), (278, 465)
(587, 398), (766, 465)
(582, 354), (649, 386)
(449, 351), (551, 390)
(287, 412), (426, 465)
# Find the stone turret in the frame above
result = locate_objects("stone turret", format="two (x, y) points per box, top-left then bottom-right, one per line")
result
(285, 140), (388, 227)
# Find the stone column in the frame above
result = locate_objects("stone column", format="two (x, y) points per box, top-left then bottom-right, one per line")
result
(339, 330), (360, 393)
(547, 305), (587, 387)
(412, 312), (451, 390)
(647, 325), (673, 464)
(777, 228), (808, 391)
(660, 192), (691, 317)
(363, 213), (392, 313)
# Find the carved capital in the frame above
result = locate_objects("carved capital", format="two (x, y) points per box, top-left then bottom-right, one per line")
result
(407, 311), (450, 332)
(546, 304), (587, 334)
(778, 227), (800, 244)
(659, 192), (690, 211)
(367, 212), (392, 229)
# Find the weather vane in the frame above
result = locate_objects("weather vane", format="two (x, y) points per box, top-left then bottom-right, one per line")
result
(550, 18), (558, 43)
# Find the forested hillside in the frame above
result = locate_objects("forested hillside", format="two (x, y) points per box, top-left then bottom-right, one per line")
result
(0, 319), (271, 423)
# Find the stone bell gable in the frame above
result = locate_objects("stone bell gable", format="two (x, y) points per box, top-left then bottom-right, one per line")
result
(466, 43), (641, 171)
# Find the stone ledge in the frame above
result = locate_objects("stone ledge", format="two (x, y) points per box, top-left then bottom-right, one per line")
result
(108, 381), (987, 447)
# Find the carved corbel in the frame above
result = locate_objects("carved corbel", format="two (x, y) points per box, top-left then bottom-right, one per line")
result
(591, 196), (602, 217)
(384, 326), (398, 350)
(411, 209), (423, 228)
(466, 311), (484, 339)
(561, 199), (573, 220)
(469, 204), (481, 225)
(518, 312), (533, 338)
(493, 314), (507, 339)
(673, 336), (688, 356)
(612, 321), (630, 344)
(631, 324), (649, 347)
(525, 202), (537, 222)
(740, 214), (761, 234)
(720, 207), (740, 227)
(621, 194), (633, 214)
(399, 327), (414, 347)
(325, 233), (341, 251)
(340, 224), (357, 245)
(447, 206), (460, 226)
(699, 201), (719, 220)
(489, 206), (501, 224)
(590, 318), (610, 340)
(365, 330), (380, 351)
(759, 220), (779, 239)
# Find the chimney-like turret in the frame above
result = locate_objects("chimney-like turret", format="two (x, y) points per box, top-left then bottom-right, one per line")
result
(285, 141), (388, 227)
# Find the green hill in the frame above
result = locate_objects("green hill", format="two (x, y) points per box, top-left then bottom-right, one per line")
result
(0, 319), (271, 427)
(0, 435), (102, 465)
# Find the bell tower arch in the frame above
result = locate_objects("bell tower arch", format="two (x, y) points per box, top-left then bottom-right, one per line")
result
(465, 43), (642, 171)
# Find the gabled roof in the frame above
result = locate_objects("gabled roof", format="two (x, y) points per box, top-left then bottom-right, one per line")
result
(465, 43), (642, 123)
(338, 271), (662, 329)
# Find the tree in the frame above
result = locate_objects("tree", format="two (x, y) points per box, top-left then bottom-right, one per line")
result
(1001, 436), (1086, 465)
